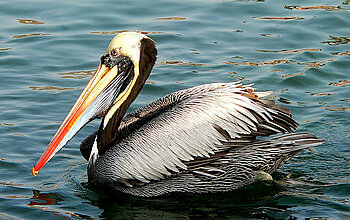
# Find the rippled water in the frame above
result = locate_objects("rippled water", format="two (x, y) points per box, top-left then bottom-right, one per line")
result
(1, 0), (349, 219)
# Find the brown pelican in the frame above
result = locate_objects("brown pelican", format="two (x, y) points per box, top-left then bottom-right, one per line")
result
(32, 32), (323, 197)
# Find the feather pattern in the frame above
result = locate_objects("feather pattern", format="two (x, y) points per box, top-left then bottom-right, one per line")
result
(83, 82), (322, 197)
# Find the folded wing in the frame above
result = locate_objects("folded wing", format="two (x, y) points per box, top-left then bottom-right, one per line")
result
(94, 82), (299, 184)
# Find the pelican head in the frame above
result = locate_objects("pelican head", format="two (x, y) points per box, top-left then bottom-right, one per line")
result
(32, 32), (157, 176)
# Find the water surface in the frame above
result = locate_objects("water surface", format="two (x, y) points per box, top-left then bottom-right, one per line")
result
(0, 0), (349, 219)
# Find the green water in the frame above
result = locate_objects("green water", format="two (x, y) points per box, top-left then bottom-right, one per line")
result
(0, 0), (349, 219)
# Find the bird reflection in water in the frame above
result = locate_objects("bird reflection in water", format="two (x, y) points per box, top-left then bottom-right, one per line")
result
(29, 190), (61, 206)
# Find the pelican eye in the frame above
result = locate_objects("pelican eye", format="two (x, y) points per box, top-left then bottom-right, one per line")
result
(110, 49), (119, 57)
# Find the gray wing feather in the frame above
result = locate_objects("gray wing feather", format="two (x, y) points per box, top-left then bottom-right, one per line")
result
(98, 82), (297, 183)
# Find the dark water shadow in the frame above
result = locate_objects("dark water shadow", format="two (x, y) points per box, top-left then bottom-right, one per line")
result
(76, 179), (296, 219)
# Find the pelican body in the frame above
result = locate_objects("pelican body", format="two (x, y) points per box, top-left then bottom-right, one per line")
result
(33, 32), (323, 197)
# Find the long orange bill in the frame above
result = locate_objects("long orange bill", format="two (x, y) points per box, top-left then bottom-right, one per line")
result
(32, 55), (134, 176)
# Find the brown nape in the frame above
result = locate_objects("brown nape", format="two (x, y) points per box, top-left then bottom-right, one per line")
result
(97, 37), (158, 154)
(139, 37), (157, 78)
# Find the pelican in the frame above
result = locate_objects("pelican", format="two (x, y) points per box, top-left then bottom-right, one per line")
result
(32, 32), (323, 197)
